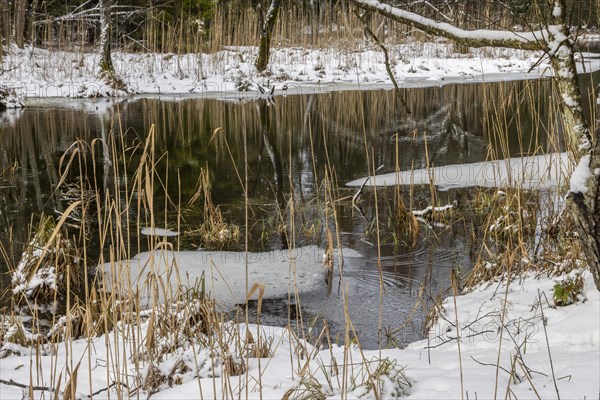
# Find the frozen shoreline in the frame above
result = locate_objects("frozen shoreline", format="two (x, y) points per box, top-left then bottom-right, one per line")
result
(2, 43), (600, 101)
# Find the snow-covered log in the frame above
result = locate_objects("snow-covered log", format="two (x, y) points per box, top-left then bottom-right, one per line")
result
(351, 0), (545, 51)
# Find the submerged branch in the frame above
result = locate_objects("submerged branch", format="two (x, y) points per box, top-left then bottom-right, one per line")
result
(353, 9), (412, 114)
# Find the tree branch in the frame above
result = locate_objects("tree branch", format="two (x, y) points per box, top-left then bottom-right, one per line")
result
(0, 379), (56, 393)
(350, 0), (547, 51)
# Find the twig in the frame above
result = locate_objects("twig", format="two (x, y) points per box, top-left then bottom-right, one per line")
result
(469, 356), (516, 378)
(0, 379), (56, 393)
(89, 382), (119, 397)
(517, 359), (542, 400)
(352, 164), (383, 206)
(538, 290), (561, 400)
(425, 330), (496, 349)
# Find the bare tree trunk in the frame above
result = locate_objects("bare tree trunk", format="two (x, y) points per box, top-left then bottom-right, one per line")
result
(14, 0), (27, 48)
(548, 5), (600, 291)
(352, 0), (600, 290)
(255, 0), (281, 72)
(99, 0), (114, 75)
(27, 0), (38, 45)
(0, 0), (10, 50)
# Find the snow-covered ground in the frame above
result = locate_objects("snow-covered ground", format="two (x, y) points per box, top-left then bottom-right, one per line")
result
(2, 42), (600, 99)
(1, 268), (597, 399)
(1, 42), (599, 399)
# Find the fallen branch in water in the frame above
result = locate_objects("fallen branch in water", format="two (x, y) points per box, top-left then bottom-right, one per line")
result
(352, 164), (384, 206)
(412, 204), (453, 217)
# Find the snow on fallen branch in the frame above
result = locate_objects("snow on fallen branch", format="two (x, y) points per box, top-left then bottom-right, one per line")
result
(34, 5), (144, 25)
(412, 204), (453, 217)
(351, 0), (550, 51)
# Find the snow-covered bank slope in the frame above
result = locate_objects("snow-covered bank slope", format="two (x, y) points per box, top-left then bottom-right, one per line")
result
(2, 43), (600, 98)
(347, 152), (572, 190)
(0, 269), (597, 399)
(400, 270), (599, 399)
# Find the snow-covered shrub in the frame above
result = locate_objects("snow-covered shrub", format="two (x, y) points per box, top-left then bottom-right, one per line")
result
(283, 376), (331, 400)
(0, 87), (24, 109)
(352, 357), (413, 398)
(284, 357), (412, 399)
(0, 317), (45, 358)
(11, 213), (81, 303)
(138, 281), (246, 393)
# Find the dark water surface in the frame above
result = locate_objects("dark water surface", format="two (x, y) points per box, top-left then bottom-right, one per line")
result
(0, 71), (598, 348)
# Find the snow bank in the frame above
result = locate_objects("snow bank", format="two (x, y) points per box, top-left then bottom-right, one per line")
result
(347, 152), (572, 190)
(398, 270), (600, 399)
(98, 245), (361, 306)
(1, 267), (597, 399)
(2, 43), (600, 99)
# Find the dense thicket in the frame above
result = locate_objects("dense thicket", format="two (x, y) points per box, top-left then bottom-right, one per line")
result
(0, 1), (597, 53)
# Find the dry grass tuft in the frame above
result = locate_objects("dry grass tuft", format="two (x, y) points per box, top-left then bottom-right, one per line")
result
(283, 376), (329, 400)
(0, 316), (44, 358)
(187, 167), (240, 249)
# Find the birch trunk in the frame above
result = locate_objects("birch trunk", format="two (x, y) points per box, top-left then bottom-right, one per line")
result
(99, 0), (114, 75)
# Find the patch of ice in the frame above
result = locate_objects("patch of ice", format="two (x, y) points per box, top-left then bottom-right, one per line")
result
(140, 227), (179, 237)
(98, 245), (361, 306)
(346, 152), (571, 190)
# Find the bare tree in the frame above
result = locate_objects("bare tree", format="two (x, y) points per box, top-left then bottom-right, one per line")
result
(255, 0), (282, 72)
(13, 0), (27, 48)
(99, 0), (114, 75)
(0, 0), (11, 50)
(352, 0), (600, 290)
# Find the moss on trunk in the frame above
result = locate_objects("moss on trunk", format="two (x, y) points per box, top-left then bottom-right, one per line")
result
(255, 0), (282, 72)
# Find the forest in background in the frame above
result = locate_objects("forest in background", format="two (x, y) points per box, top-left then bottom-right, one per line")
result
(0, 0), (599, 56)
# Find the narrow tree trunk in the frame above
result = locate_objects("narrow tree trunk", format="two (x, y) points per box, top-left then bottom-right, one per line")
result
(27, 0), (39, 45)
(549, 1), (600, 290)
(255, 0), (281, 72)
(13, 0), (27, 48)
(0, 0), (11, 50)
(99, 0), (114, 75)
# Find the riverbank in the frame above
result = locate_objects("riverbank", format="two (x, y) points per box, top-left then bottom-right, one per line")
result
(0, 267), (597, 399)
(2, 42), (600, 99)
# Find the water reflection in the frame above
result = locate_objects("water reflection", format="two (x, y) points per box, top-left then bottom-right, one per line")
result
(0, 72), (597, 348)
